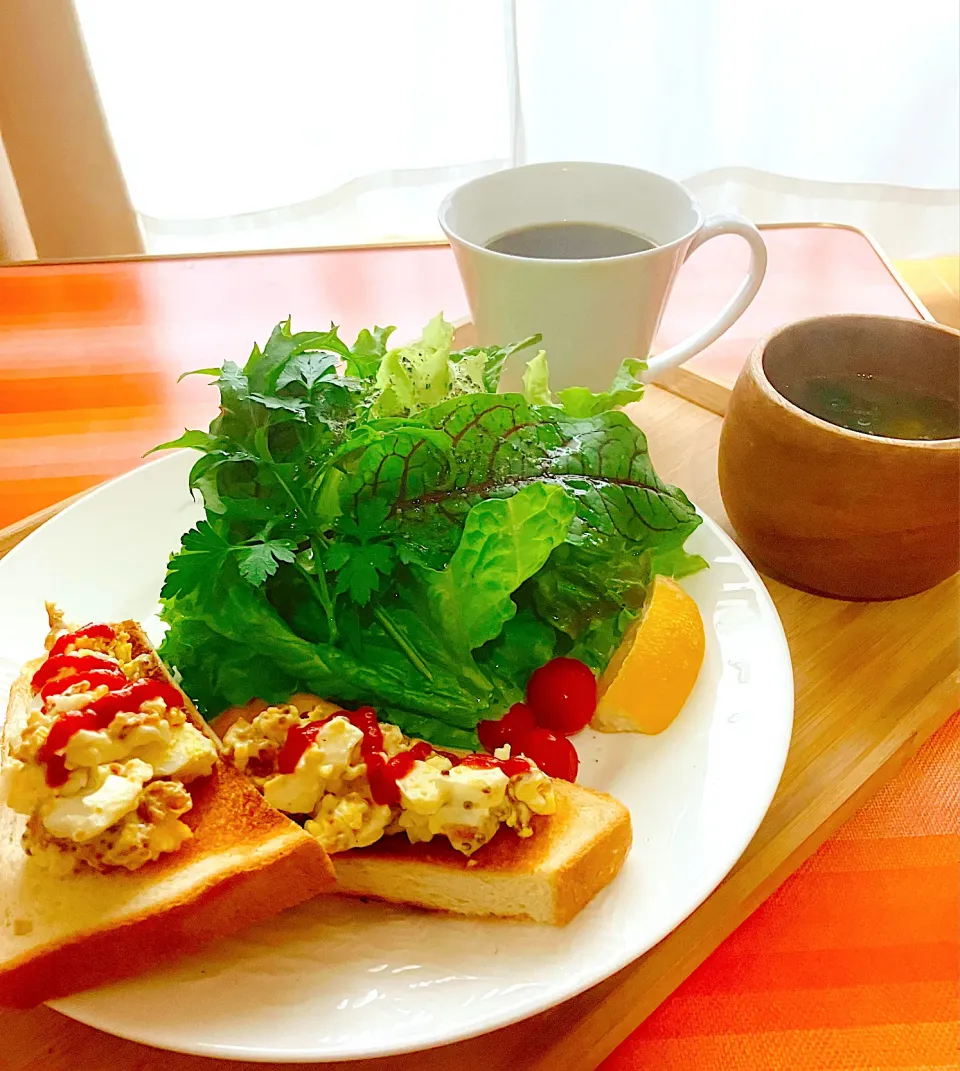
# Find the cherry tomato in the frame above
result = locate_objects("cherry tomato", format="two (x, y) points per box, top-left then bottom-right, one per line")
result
(477, 702), (537, 753)
(517, 727), (579, 781)
(525, 657), (597, 736)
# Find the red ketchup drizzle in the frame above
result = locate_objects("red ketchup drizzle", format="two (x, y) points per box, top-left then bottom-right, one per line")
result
(38, 712), (102, 788)
(31, 650), (119, 691)
(275, 706), (531, 808)
(458, 753), (532, 778)
(366, 741), (432, 806)
(346, 706), (384, 757)
(49, 623), (116, 658)
(276, 706), (384, 776)
(36, 677), (184, 788)
(84, 678), (183, 725)
(39, 667), (128, 701)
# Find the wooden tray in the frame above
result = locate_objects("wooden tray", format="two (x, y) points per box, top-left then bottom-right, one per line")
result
(651, 223), (932, 416)
(1, 384), (956, 1071)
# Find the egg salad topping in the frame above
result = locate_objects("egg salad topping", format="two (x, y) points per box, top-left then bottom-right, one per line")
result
(392, 753), (555, 856)
(222, 702), (556, 857)
(2, 618), (218, 873)
(21, 772), (194, 875)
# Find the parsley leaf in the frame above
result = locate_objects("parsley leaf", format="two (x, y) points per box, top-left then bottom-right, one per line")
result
(325, 511), (398, 607)
(145, 429), (218, 456)
(160, 521), (231, 601)
(328, 541), (396, 606)
(218, 361), (249, 399)
(276, 352), (339, 390)
(237, 540), (297, 587)
(248, 393), (308, 415)
(176, 366), (221, 383)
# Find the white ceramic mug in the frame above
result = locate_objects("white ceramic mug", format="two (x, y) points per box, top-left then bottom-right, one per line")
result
(439, 162), (767, 392)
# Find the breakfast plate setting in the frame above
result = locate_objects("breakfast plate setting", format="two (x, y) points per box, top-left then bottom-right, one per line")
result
(0, 304), (793, 1061)
(0, 166), (955, 1070)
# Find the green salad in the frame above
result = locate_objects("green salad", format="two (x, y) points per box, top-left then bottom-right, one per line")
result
(153, 314), (706, 749)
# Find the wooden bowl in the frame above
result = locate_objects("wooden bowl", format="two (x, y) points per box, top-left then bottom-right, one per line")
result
(718, 314), (960, 600)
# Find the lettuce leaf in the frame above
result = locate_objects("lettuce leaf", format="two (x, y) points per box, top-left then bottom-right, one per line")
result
(468, 334), (543, 392)
(521, 350), (552, 404)
(414, 484), (576, 655)
(371, 315), (546, 417)
(474, 610), (564, 693)
(555, 356), (646, 416)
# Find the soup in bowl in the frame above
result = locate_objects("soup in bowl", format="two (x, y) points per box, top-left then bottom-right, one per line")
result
(718, 314), (960, 600)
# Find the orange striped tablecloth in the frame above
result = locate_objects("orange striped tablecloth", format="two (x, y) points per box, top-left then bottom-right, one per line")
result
(602, 712), (960, 1071)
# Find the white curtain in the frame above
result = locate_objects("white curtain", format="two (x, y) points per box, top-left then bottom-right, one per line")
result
(75, 0), (959, 258)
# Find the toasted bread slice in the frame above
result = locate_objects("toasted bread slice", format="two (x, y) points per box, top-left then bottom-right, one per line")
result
(212, 700), (632, 926)
(0, 622), (336, 1008)
(332, 780), (631, 925)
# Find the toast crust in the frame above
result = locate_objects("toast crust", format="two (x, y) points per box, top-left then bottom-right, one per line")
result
(0, 832), (329, 1008)
(0, 622), (336, 1008)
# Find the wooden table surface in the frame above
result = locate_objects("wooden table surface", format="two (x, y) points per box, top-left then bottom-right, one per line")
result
(0, 232), (956, 1071)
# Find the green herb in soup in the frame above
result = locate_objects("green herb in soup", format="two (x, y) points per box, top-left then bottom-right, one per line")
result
(794, 374), (959, 440)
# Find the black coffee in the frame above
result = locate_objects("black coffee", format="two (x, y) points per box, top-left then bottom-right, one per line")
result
(484, 222), (655, 259)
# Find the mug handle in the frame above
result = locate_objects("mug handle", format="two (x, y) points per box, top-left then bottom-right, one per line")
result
(641, 214), (767, 383)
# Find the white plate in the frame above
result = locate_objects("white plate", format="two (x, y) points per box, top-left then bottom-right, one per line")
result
(0, 452), (793, 1063)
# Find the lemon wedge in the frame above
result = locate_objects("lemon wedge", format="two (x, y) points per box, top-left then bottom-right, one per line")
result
(591, 575), (705, 734)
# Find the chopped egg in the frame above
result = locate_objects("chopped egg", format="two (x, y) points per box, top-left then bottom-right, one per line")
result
(263, 750), (327, 814)
(145, 723), (218, 781)
(395, 760), (446, 815)
(1, 760), (48, 814)
(380, 723), (406, 757)
(22, 829), (79, 877)
(10, 620), (218, 873)
(61, 710), (215, 783)
(396, 761), (509, 854)
(40, 759), (152, 842)
(223, 704), (304, 774)
(304, 792), (393, 853)
(512, 770), (554, 812)
(46, 688), (104, 714)
(263, 717), (364, 814)
(22, 779), (195, 871)
(308, 717), (365, 772)
(64, 720), (166, 768)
